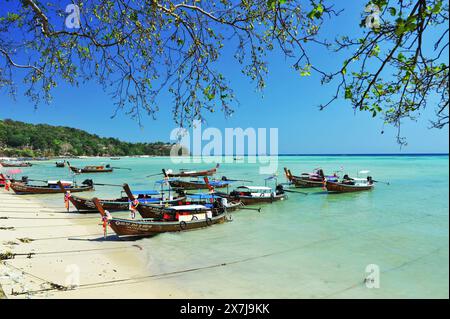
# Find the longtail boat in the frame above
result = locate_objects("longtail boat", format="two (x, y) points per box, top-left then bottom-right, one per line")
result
(123, 183), (242, 217)
(163, 178), (232, 190)
(93, 198), (228, 238)
(204, 176), (287, 205)
(56, 161), (66, 168)
(0, 161), (32, 168)
(162, 164), (220, 178)
(284, 167), (339, 188)
(65, 183), (184, 215)
(122, 184), (186, 218)
(184, 193), (243, 212)
(219, 185), (287, 205)
(10, 179), (94, 195)
(326, 171), (374, 193)
(67, 162), (113, 173)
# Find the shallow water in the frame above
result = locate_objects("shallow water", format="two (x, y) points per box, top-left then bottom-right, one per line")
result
(5, 155), (449, 298)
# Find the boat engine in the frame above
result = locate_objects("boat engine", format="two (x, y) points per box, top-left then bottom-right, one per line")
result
(276, 184), (284, 195)
(82, 179), (94, 187)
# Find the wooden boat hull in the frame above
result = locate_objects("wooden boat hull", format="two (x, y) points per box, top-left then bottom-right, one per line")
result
(134, 198), (187, 218)
(164, 164), (219, 178)
(291, 177), (324, 188)
(69, 167), (113, 173)
(69, 196), (186, 215)
(168, 180), (228, 190)
(221, 193), (287, 205)
(222, 201), (243, 212)
(284, 167), (335, 188)
(107, 213), (227, 237)
(0, 163), (32, 167)
(325, 181), (373, 193)
(10, 182), (94, 195)
(69, 196), (129, 212)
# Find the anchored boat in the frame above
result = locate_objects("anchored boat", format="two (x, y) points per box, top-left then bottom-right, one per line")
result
(284, 167), (339, 188)
(220, 185), (287, 205)
(163, 178), (232, 190)
(9, 179), (94, 195)
(0, 161), (32, 168)
(67, 162), (113, 173)
(162, 164), (220, 178)
(93, 198), (228, 238)
(325, 171), (374, 193)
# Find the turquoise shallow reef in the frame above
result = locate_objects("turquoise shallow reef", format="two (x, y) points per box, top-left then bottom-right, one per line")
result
(10, 155), (449, 298)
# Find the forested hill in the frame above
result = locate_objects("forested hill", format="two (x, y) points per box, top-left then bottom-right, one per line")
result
(0, 119), (173, 157)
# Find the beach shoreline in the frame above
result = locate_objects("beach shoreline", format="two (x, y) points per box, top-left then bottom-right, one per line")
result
(0, 188), (187, 299)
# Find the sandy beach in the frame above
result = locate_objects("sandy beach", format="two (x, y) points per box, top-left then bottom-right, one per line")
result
(0, 188), (188, 299)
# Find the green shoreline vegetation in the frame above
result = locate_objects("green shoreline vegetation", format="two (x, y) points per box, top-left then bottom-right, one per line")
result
(0, 119), (172, 158)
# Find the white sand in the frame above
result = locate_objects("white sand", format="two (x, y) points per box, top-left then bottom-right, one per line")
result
(0, 188), (188, 299)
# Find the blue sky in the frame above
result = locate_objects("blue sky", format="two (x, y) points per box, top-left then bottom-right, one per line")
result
(0, 1), (448, 154)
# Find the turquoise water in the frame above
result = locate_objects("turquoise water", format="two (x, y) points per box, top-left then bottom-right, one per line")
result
(4, 155), (449, 298)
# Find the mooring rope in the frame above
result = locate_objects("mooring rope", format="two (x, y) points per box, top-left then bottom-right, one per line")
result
(7, 213), (438, 296)
(1, 216), (100, 220)
(1, 245), (144, 262)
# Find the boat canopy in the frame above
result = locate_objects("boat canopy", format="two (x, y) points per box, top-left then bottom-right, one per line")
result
(236, 186), (272, 191)
(209, 181), (232, 187)
(168, 205), (208, 211)
(188, 193), (217, 200)
(132, 190), (160, 196)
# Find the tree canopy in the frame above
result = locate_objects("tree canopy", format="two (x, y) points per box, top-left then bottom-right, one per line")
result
(0, 119), (172, 157)
(0, 0), (448, 144)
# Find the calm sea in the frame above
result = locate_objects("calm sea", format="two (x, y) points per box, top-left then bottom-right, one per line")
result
(6, 155), (449, 298)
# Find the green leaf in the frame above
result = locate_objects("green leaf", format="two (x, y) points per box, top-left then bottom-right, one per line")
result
(388, 7), (397, 16)
(308, 3), (324, 20)
(345, 87), (353, 99)
(431, 0), (443, 14)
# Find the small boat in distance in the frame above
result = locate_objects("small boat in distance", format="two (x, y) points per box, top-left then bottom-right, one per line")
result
(93, 198), (228, 238)
(0, 161), (32, 168)
(162, 164), (220, 178)
(56, 160), (66, 168)
(67, 162), (114, 173)
(325, 171), (374, 193)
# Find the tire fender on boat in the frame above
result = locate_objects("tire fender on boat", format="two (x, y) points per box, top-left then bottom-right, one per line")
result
(179, 221), (187, 230)
(206, 218), (213, 226)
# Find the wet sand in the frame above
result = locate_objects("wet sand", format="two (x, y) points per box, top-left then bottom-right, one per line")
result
(0, 188), (186, 298)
